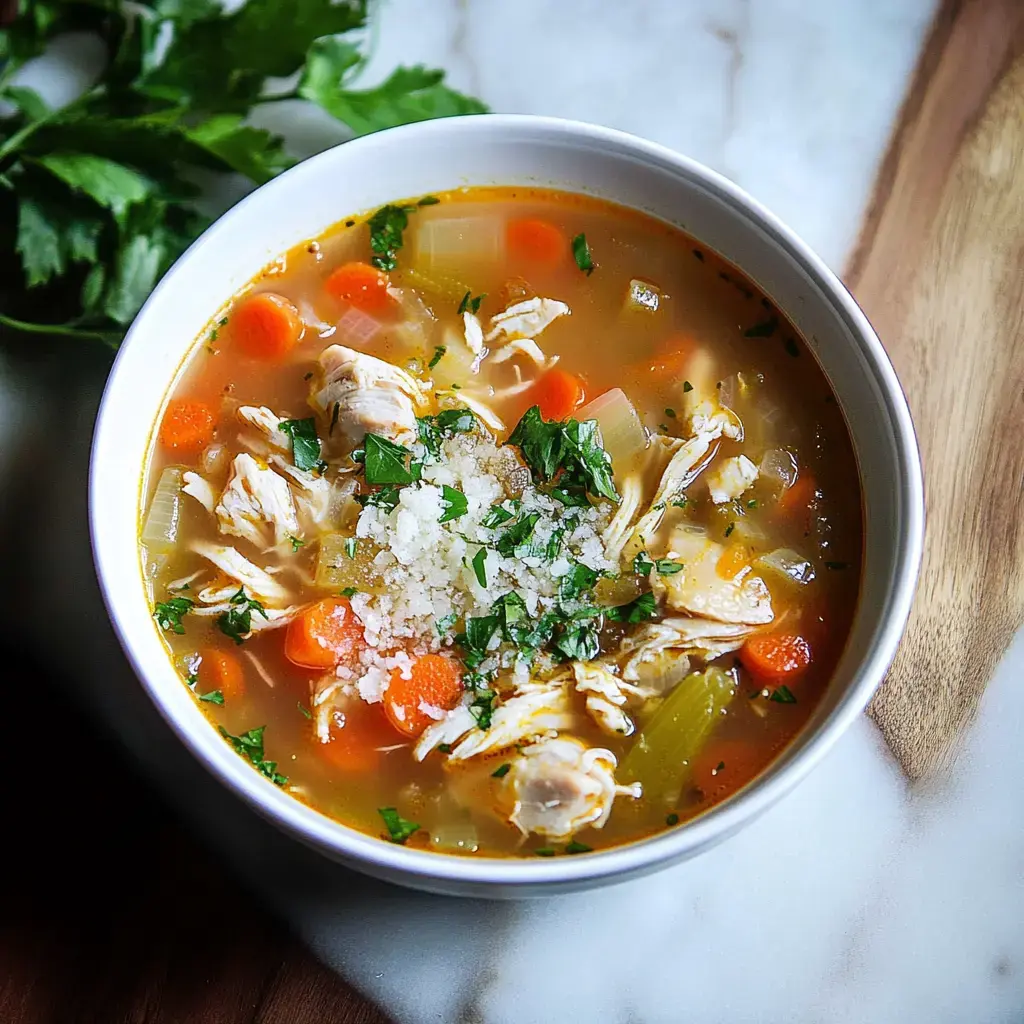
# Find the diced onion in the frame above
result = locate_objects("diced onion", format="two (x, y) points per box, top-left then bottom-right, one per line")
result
(200, 443), (227, 477)
(755, 547), (816, 586)
(430, 816), (480, 853)
(759, 448), (798, 491)
(625, 278), (661, 313)
(315, 533), (385, 591)
(577, 388), (649, 477)
(412, 216), (503, 275)
(336, 306), (380, 348)
(141, 467), (183, 554)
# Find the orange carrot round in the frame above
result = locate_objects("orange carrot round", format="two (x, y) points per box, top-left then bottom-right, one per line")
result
(740, 633), (812, 683)
(690, 737), (768, 796)
(507, 218), (566, 267)
(645, 332), (695, 381)
(531, 368), (586, 421)
(325, 261), (392, 315)
(158, 399), (215, 453)
(196, 647), (245, 700)
(384, 654), (463, 737)
(715, 543), (750, 580)
(776, 474), (818, 516)
(316, 702), (397, 773)
(232, 292), (304, 360)
(284, 597), (366, 671)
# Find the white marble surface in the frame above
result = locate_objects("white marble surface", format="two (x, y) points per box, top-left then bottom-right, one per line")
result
(8, 1), (1024, 1022)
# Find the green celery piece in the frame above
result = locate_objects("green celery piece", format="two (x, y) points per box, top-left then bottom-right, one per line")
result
(620, 667), (736, 805)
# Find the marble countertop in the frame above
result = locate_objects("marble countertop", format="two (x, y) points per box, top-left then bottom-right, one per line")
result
(6, 1), (1024, 1021)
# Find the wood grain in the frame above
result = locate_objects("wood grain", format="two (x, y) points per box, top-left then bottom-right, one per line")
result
(846, 0), (1024, 779)
(0, 641), (390, 1024)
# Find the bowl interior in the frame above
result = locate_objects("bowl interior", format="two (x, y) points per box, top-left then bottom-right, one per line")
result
(91, 115), (921, 896)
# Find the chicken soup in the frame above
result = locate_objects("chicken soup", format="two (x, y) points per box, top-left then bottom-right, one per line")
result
(142, 187), (862, 857)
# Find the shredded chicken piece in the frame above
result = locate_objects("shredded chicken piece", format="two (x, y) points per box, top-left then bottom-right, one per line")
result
(181, 471), (216, 512)
(652, 526), (773, 625)
(687, 395), (743, 441)
(706, 455), (759, 504)
(603, 474), (644, 562)
(572, 662), (654, 737)
(310, 344), (426, 448)
(190, 540), (291, 603)
(617, 615), (756, 681)
(488, 338), (556, 370)
(269, 455), (332, 529)
(498, 736), (641, 838)
(446, 391), (505, 432)
(414, 705), (476, 761)
(463, 311), (484, 356)
(216, 453), (300, 548)
(237, 406), (291, 451)
(485, 297), (569, 345)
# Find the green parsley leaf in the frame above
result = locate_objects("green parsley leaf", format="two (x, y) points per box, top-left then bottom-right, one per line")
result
(198, 689), (225, 705)
(506, 406), (565, 480)
(747, 499), (759, 509)
(418, 195), (441, 206)
(438, 484), (469, 523)
(364, 202), (414, 271)
(297, 701), (313, 719)
(491, 763), (511, 779)
(534, 847), (557, 857)
(288, 535), (305, 552)
(377, 806), (420, 844)
(481, 501), (518, 528)
(154, 597), (194, 634)
(339, 586), (359, 597)
(560, 562), (598, 602)
(356, 486), (402, 513)
(436, 611), (459, 636)
(666, 813), (680, 826)
(632, 552), (654, 576)
(416, 409), (475, 458)
(744, 316), (779, 338)
(279, 418), (324, 472)
(558, 418), (619, 502)
(565, 840), (592, 854)
(471, 547), (489, 588)
(665, 408), (676, 418)
(655, 559), (684, 576)
(219, 725), (288, 786)
(496, 512), (541, 557)
(363, 433), (420, 484)
(571, 232), (594, 275)
(550, 487), (591, 508)
(463, 614), (499, 656)
(437, 743), (452, 753)
(468, 685), (497, 729)
(553, 617), (602, 662)
(457, 290), (486, 315)
(605, 592), (657, 624)
(770, 685), (798, 704)
(217, 588), (267, 645)
(784, 338), (801, 358)
(428, 345), (446, 369)
(344, 537), (358, 559)
(724, 523), (735, 538)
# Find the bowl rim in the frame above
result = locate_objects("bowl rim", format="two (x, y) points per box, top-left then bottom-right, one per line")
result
(90, 113), (924, 892)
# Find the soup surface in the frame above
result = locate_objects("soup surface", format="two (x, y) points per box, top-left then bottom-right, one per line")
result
(142, 187), (862, 858)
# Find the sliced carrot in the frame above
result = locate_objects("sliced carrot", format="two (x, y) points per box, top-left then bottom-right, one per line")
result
(384, 654), (463, 737)
(645, 331), (695, 381)
(196, 647), (245, 700)
(507, 218), (566, 267)
(284, 597), (366, 671)
(690, 737), (769, 796)
(316, 701), (396, 773)
(530, 368), (586, 421)
(325, 261), (393, 315)
(232, 292), (304, 360)
(158, 399), (215, 453)
(715, 543), (750, 580)
(777, 474), (818, 517)
(740, 633), (812, 683)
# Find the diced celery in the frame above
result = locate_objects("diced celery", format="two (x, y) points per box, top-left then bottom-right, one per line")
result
(624, 278), (661, 314)
(411, 216), (503, 276)
(620, 667), (736, 805)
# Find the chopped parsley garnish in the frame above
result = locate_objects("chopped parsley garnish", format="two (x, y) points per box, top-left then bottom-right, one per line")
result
(457, 290), (486, 315)
(714, 761), (725, 774)
(297, 701), (313, 719)
(665, 408), (676, 418)
(438, 484), (469, 523)
(632, 552), (654, 576)
(747, 499), (759, 509)
(770, 685), (798, 704)
(199, 689), (224, 705)
(437, 743), (452, 754)
(288, 535), (305, 552)
(506, 406), (619, 503)
(363, 432), (421, 484)
(417, 195), (441, 206)
(428, 345), (446, 369)
(481, 501), (518, 528)
(378, 806), (420, 844)
(464, 613), (499, 655)
(550, 486), (591, 508)
(553, 614), (602, 662)
(357, 485), (401, 513)
(416, 408), (476, 457)
(666, 813), (680, 826)
(344, 537), (357, 558)
(496, 512), (541, 557)
(329, 401), (341, 436)
(339, 586), (359, 597)
(534, 847), (557, 857)
(724, 522), (735, 538)
(743, 316), (779, 338)
(683, 380), (693, 393)
(671, 496), (689, 509)
(565, 840), (592, 854)
(217, 588), (267, 645)
(153, 596), (194, 635)
(219, 725), (288, 785)
(655, 559), (684, 576)
(436, 611), (459, 636)
(279, 417), (325, 473)
(471, 547), (489, 587)
(825, 561), (850, 570)
(468, 683), (497, 729)
(784, 337), (801, 358)
(491, 763), (511, 779)
(493, 592), (529, 639)
(571, 233), (594, 275)
(367, 203), (416, 271)
(605, 592), (657, 624)
(560, 562), (599, 602)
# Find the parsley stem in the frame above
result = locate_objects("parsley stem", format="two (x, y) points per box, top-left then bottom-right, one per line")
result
(0, 313), (121, 347)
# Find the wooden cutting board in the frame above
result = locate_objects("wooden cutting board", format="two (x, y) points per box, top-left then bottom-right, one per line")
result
(846, 0), (1024, 781)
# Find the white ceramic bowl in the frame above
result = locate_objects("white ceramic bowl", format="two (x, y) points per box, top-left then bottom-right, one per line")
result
(90, 115), (924, 898)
